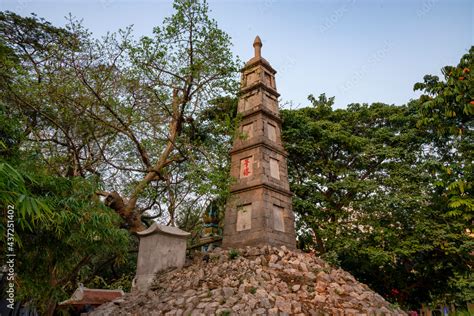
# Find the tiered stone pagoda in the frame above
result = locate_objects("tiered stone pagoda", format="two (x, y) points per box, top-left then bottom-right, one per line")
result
(222, 36), (296, 249)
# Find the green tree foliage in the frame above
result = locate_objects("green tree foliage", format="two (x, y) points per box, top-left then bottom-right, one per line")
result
(0, 1), (239, 313)
(282, 93), (473, 308)
(0, 107), (129, 315)
(0, 107), (53, 237)
(414, 47), (474, 222)
(412, 46), (474, 307)
(0, 24), (135, 314)
(175, 96), (239, 240)
(0, 0), (239, 233)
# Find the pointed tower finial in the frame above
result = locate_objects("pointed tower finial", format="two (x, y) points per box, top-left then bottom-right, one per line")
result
(253, 35), (262, 58)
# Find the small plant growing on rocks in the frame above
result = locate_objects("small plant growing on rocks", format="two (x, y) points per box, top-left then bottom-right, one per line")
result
(219, 311), (231, 316)
(228, 248), (240, 260)
(320, 250), (341, 268)
(389, 302), (401, 311)
(312, 267), (321, 274)
(249, 287), (257, 294)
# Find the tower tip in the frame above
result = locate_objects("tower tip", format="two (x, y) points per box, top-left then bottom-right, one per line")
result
(253, 35), (262, 47)
(253, 35), (262, 58)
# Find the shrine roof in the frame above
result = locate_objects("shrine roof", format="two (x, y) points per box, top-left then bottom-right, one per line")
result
(59, 285), (124, 306)
(137, 222), (191, 238)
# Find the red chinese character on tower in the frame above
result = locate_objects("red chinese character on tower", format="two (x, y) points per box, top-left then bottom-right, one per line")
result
(243, 158), (250, 177)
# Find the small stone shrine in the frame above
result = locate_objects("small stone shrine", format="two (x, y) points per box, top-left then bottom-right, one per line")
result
(222, 36), (296, 249)
(133, 223), (190, 291)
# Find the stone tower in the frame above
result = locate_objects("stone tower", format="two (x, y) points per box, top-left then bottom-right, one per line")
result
(222, 36), (296, 249)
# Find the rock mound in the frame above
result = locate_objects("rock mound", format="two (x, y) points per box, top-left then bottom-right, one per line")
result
(91, 246), (406, 315)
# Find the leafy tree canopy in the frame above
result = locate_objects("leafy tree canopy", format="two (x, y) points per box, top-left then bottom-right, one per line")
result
(282, 84), (472, 308)
(0, 1), (239, 314)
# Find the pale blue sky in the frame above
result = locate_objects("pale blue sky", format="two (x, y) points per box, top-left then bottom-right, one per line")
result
(1, 0), (472, 108)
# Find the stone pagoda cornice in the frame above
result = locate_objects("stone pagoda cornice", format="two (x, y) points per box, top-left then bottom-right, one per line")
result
(242, 57), (277, 75)
(237, 104), (282, 124)
(230, 181), (293, 197)
(230, 136), (288, 157)
(239, 81), (280, 98)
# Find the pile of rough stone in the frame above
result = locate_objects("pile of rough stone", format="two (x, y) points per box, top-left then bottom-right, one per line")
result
(91, 245), (406, 315)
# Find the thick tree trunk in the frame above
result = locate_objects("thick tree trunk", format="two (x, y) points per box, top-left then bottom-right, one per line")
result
(313, 228), (326, 254)
(104, 191), (145, 232)
(101, 90), (185, 233)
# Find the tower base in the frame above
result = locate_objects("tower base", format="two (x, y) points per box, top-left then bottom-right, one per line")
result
(222, 186), (296, 249)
